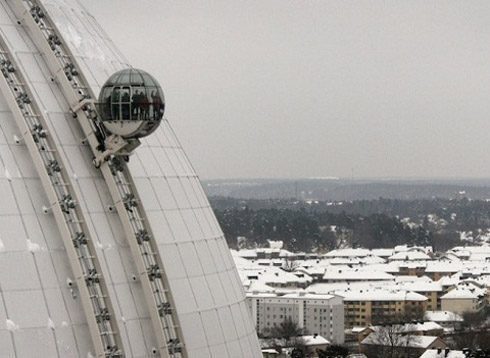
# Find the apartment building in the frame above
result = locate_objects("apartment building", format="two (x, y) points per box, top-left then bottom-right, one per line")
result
(440, 284), (487, 314)
(400, 281), (444, 311)
(246, 292), (345, 344)
(338, 289), (428, 328)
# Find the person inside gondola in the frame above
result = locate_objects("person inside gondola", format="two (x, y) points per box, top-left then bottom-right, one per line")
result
(151, 90), (163, 120)
(111, 88), (120, 120)
(132, 90), (141, 119)
(140, 92), (150, 120)
(121, 89), (130, 119)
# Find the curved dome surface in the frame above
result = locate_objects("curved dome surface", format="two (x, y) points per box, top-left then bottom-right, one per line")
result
(0, 0), (261, 357)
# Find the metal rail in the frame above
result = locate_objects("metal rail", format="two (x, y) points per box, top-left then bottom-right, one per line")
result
(0, 24), (123, 358)
(9, 1), (187, 356)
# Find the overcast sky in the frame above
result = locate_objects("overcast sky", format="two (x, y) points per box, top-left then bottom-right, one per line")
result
(84, 1), (490, 180)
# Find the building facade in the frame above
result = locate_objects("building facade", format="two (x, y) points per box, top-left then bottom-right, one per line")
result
(440, 287), (486, 314)
(247, 292), (345, 344)
(341, 290), (428, 328)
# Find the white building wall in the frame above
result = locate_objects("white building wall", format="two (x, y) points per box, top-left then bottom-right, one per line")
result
(441, 298), (479, 315)
(248, 294), (344, 344)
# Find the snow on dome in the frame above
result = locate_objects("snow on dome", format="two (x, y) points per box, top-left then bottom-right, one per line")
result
(47, 318), (55, 330)
(26, 239), (42, 253)
(4, 168), (11, 181)
(6, 319), (19, 331)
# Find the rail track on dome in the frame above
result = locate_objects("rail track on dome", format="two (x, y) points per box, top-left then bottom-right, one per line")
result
(0, 24), (124, 358)
(8, 0), (187, 357)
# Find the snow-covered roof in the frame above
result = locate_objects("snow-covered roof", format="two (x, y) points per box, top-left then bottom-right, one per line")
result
(268, 240), (284, 249)
(351, 326), (370, 333)
(233, 254), (262, 269)
(281, 292), (336, 300)
(468, 274), (490, 287)
(395, 281), (443, 293)
(360, 255), (387, 264)
(246, 291), (339, 302)
(307, 281), (375, 294)
(246, 292), (277, 298)
(301, 335), (330, 346)
(389, 251), (431, 261)
(394, 245), (433, 254)
(369, 322), (443, 334)
(371, 248), (395, 257)
(329, 257), (361, 265)
(362, 334), (442, 348)
(323, 268), (394, 281)
(419, 349), (465, 358)
(437, 273), (461, 287)
(425, 261), (462, 273)
(296, 266), (327, 276)
(394, 275), (433, 283)
(324, 248), (371, 258)
(409, 321), (443, 332)
(450, 245), (490, 254)
(441, 285), (486, 300)
(237, 249), (258, 258)
(397, 261), (428, 268)
(424, 311), (463, 323)
(247, 280), (276, 293)
(337, 288), (427, 302)
(254, 267), (311, 285)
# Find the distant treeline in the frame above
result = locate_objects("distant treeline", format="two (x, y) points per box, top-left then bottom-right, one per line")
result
(211, 197), (490, 252)
(203, 178), (490, 201)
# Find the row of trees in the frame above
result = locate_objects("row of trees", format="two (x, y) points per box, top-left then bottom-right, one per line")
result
(214, 206), (431, 251)
(452, 308), (490, 351)
(211, 196), (490, 252)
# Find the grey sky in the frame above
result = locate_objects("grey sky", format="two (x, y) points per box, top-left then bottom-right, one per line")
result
(84, 1), (490, 179)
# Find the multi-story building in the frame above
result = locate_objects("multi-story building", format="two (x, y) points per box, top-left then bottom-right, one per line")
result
(440, 284), (487, 314)
(247, 292), (345, 344)
(338, 289), (428, 328)
(397, 262), (428, 277)
(425, 262), (461, 281)
(399, 281), (444, 311)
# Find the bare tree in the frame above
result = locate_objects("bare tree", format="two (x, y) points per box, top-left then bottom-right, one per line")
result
(290, 337), (307, 358)
(403, 303), (425, 322)
(452, 309), (490, 350)
(270, 317), (304, 343)
(318, 344), (350, 358)
(363, 323), (415, 358)
(282, 256), (299, 272)
(363, 311), (423, 358)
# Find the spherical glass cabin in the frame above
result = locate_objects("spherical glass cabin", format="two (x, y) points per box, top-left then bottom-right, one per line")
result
(97, 68), (165, 139)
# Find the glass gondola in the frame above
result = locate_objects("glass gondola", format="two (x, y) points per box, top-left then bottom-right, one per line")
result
(97, 68), (165, 139)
